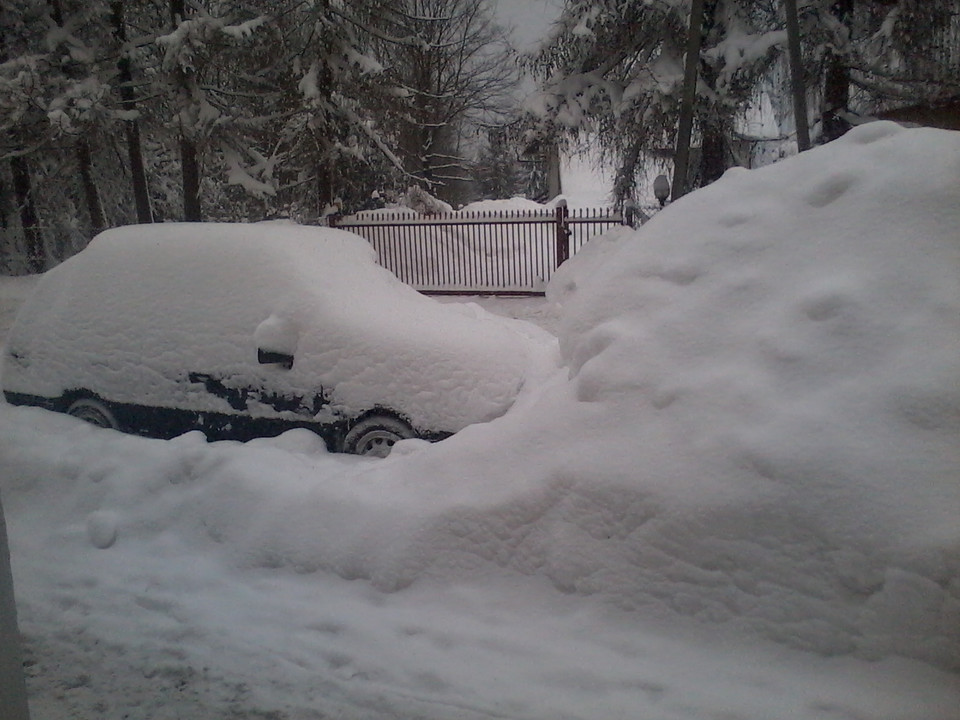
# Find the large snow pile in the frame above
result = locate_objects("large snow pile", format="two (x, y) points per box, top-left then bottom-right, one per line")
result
(1, 121), (958, 719)
(543, 120), (960, 666)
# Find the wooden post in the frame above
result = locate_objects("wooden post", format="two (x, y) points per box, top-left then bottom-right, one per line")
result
(0, 495), (31, 720)
(671, 0), (706, 201)
(784, 0), (811, 151)
(554, 199), (570, 266)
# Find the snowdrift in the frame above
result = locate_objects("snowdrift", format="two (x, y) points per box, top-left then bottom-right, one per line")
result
(2, 122), (958, 678)
(539, 121), (960, 667)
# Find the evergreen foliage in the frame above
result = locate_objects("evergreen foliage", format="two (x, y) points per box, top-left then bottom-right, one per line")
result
(524, 0), (785, 204)
(524, 0), (958, 204)
(0, 0), (955, 272)
(0, 0), (515, 271)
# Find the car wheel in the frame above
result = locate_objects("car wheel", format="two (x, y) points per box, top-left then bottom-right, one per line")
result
(342, 415), (415, 457)
(66, 398), (119, 431)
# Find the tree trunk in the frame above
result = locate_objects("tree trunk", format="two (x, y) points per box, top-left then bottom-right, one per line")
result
(671, 0), (706, 201)
(111, 0), (152, 223)
(696, 0), (727, 189)
(698, 116), (726, 186)
(11, 157), (44, 274)
(125, 119), (152, 223)
(316, 142), (336, 215)
(170, 0), (202, 221)
(76, 137), (106, 236)
(821, 0), (854, 143)
(48, 0), (108, 234)
(785, 0), (812, 150)
(169, 0), (184, 24)
(180, 136), (202, 222)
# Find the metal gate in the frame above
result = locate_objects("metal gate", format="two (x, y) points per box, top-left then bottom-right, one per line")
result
(329, 204), (624, 295)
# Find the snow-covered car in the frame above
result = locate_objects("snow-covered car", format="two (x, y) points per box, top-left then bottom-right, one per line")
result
(2, 222), (546, 456)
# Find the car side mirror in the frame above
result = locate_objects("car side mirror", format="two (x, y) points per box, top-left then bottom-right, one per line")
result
(255, 314), (299, 370)
(257, 348), (294, 369)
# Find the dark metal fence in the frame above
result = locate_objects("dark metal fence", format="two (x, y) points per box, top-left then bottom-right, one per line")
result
(329, 204), (625, 295)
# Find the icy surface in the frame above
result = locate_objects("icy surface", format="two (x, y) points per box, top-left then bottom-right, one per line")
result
(1, 122), (959, 719)
(2, 222), (553, 434)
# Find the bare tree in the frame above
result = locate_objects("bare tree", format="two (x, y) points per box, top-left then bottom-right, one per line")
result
(359, 0), (518, 203)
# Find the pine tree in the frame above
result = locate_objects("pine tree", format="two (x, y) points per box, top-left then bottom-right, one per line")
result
(797, 0), (959, 143)
(525, 0), (785, 204)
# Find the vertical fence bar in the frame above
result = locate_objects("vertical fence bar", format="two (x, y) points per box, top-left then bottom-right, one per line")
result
(517, 213), (537, 287)
(390, 216), (402, 284)
(493, 217), (502, 289)
(438, 220), (446, 288)
(482, 216), (491, 289)
(517, 212), (525, 288)
(384, 223), (397, 283)
(426, 219), (435, 288)
(457, 219), (466, 289)
(536, 212), (546, 285)
(467, 216), (475, 290)
(498, 216), (505, 288)
(520, 212), (528, 289)
(414, 218), (423, 288)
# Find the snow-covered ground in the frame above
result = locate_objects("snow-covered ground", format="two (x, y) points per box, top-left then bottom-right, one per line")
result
(2, 121), (959, 719)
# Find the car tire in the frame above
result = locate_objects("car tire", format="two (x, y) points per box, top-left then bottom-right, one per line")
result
(66, 398), (119, 431)
(342, 415), (415, 457)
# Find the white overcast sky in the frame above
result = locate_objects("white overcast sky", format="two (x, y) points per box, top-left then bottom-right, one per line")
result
(495, 0), (564, 51)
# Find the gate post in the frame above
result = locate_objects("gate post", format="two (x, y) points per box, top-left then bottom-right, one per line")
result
(554, 199), (570, 267)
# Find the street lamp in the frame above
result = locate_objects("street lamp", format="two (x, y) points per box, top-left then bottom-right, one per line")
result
(653, 174), (671, 207)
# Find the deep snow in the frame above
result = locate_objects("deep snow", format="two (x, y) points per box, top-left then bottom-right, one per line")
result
(1, 121), (959, 719)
